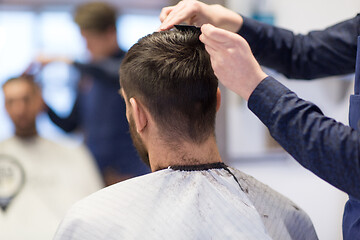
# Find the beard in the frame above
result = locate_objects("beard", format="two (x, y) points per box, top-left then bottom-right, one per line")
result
(129, 115), (150, 168)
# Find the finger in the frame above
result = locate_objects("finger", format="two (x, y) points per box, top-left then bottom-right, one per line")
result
(159, 1), (185, 30)
(160, 2), (196, 31)
(159, 6), (174, 23)
(199, 31), (225, 51)
(204, 44), (217, 56)
(201, 24), (242, 44)
(204, 45), (224, 81)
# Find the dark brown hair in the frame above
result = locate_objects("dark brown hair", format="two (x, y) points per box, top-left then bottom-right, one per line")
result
(120, 29), (218, 144)
(74, 2), (117, 32)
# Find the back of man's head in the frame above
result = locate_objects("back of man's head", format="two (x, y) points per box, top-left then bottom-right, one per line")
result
(74, 2), (117, 33)
(120, 29), (218, 144)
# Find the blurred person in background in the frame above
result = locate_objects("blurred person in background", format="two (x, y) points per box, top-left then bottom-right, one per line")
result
(37, 2), (150, 185)
(0, 75), (103, 240)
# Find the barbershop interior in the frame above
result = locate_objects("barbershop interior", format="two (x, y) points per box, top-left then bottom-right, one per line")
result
(0, 0), (359, 239)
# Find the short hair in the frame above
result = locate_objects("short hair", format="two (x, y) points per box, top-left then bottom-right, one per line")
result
(74, 2), (117, 32)
(120, 29), (218, 144)
(2, 75), (40, 93)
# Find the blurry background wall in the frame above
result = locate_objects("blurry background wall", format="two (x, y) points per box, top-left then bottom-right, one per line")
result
(227, 1), (359, 240)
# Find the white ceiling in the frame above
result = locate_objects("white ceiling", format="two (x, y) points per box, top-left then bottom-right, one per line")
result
(0, 0), (226, 12)
(0, 0), (171, 10)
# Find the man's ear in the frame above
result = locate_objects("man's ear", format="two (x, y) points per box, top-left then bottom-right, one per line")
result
(129, 98), (148, 133)
(216, 87), (221, 112)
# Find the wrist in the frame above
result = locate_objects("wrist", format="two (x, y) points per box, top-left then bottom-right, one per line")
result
(220, 14), (243, 33)
(244, 71), (268, 101)
(211, 5), (243, 32)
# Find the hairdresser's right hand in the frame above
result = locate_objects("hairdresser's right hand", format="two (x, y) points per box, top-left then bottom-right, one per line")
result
(159, 0), (243, 33)
(200, 24), (268, 101)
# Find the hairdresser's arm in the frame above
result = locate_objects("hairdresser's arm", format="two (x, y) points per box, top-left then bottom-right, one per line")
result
(47, 97), (80, 133)
(37, 53), (123, 88)
(159, 0), (243, 33)
(249, 76), (360, 198)
(200, 24), (360, 198)
(160, 1), (359, 79)
(239, 15), (360, 79)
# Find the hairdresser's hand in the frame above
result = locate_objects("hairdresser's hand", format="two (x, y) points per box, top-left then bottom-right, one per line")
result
(159, 0), (243, 33)
(36, 54), (73, 66)
(200, 24), (268, 101)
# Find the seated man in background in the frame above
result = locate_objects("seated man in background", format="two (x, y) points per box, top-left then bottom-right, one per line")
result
(54, 29), (318, 239)
(0, 76), (103, 240)
(38, 1), (150, 185)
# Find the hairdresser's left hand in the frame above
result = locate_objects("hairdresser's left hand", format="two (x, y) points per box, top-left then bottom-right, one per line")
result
(199, 24), (268, 101)
(36, 54), (73, 66)
(159, 0), (242, 32)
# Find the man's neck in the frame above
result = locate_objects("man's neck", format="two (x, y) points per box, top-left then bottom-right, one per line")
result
(15, 127), (37, 139)
(148, 136), (222, 172)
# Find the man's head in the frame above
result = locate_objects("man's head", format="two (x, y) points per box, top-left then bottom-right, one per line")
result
(120, 29), (220, 167)
(74, 2), (119, 60)
(2, 76), (43, 138)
